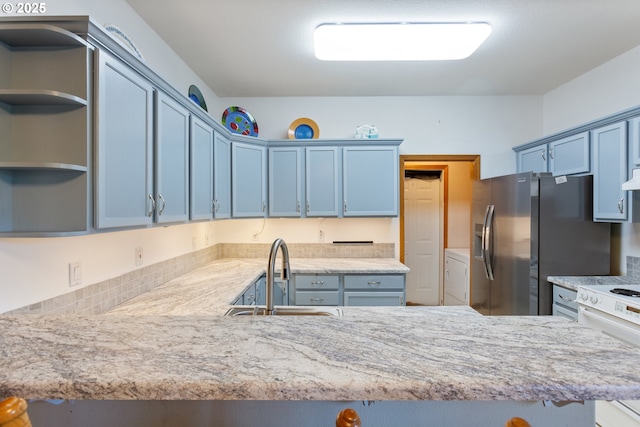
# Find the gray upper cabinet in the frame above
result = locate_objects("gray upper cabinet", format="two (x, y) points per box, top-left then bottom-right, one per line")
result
(343, 146), (398, 216)
(154, 91), (190, 224)
(269, 147), (303, 217)
(629, 116), (640, 167)
(306, 147), (340, 217)
(592, 121), (628, 222)
(549, 132), (590, 176)
(516, 145), (548, 173)
(232, 141), (267, 217)
(95, 48), (154, 229)
(0, 23), (90, 235)
(213, 132), (231, 219)
(190, 116), (214, 220)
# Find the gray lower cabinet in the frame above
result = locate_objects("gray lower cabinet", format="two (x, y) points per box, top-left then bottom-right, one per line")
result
(629, 116), (640, 167)
(343, 146), (398, 216)
(592, 121), (628, 222)
(154, 91), (190, 224)
(343, 274), (405, 306)
(551, 285), (578, 321)
(213, 133), (231, 219)
(232, 141), (267, 217)
(190, 116), (214, 220)
(95, 48), (154, 229)
(293, 274), (340, 306)
(290, 273), (406, 306)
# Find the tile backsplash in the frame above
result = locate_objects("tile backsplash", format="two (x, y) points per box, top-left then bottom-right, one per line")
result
(7, 242), (394, 315)
(626, 255), (640, 279)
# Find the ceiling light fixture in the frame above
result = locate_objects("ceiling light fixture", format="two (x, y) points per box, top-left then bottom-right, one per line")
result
(314, 22), (492, 61)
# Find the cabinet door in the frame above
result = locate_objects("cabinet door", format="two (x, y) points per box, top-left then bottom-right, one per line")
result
(95, 49), (154, 229)
(517, 145), (548, 173)
(629, 116), (640, 167)
(549, 132), (590, 176)
(306, 147), (339, 217)
(213, 132), (231, 219)
(343, 146), (398, 216)
(343, 292), (405, 306)
(269, 147), (302, 217)
(444, 255), (468, 305)
(190, 116), (214, 220)
(232, 142), (267, 217)
(155, 92), (189, 224)
(592, 121), (628, 221)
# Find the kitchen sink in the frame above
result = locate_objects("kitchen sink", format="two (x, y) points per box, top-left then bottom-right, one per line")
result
(224, 306), (343, 316)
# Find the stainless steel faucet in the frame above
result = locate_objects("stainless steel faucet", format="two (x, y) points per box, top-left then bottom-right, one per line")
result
(266, 238), (290, 315)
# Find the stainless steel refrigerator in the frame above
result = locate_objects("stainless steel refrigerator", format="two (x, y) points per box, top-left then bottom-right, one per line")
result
(471, 172), (611, 315)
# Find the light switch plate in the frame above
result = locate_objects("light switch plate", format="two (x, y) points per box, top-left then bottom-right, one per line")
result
(69, 261), (82, 287)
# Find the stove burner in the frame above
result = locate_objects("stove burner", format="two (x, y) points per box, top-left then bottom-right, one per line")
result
(610, 288), (640, 297)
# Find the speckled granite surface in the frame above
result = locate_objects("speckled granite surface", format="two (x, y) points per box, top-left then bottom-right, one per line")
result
(106, 258), (409, 316)
(548, 275), (640, 291)
(1, 260), (639, 402)
(1, 310), (639, 401)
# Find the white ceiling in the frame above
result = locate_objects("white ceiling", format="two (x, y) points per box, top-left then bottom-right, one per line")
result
(125, 0), (640, 97)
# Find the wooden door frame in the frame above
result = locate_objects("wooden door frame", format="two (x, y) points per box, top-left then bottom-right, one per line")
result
(400, 155), (480, 264)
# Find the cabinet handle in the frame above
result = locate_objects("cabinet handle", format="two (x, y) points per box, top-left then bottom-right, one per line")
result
(211, 200), (216, 214)
(147, 194), (156, 217)
(297, 201), (301, 213)
(262, 201), (266, 213)
(310, 281), (325, 286)
(367, 281), (381, 287)
(558, 294), (575, 303)
(306, 201), (310, 213)
(618, 197), (625, 214)
(344, 200), (348, 212)
(549, 148), (554, 159)
(541, 149), (546, 161)
(309, 297), (324, 302)
(214, 199), (219, 213)
(158, 194), (166, 215)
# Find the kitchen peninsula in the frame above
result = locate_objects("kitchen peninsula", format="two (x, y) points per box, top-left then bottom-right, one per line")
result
(1, 257), (640, 426)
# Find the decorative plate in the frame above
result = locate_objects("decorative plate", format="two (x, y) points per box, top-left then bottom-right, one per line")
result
(104, 24), (144, 60)
(222, 106), (259, 137)
(288, 117), (319, 139)
(188, 85), (208, 111)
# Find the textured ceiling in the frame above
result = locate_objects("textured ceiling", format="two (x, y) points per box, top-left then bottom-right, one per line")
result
(125, 0), (640, 97)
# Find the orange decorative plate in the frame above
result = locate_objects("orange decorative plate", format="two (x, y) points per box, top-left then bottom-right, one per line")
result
(288, 117), (319, 139)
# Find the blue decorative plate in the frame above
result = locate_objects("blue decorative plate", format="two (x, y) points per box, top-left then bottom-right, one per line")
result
(222, 106), (259, 137)
(288, 117), (319, 139)
(188, 85), (208, 111)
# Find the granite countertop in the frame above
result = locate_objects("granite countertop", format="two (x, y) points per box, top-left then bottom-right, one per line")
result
(1, 259), (640, 402)
(548, 275), (639, 291)
(106, 258), (410, 316)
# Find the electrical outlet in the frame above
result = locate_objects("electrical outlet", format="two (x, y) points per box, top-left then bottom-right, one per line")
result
(135, 247), (143, 266)
(69, 261), (82, 287)
(204, 233), (210, 246)
(252, 233), (259, 241)
(319, 230), (325, 242)
(192, 236), (197, 250)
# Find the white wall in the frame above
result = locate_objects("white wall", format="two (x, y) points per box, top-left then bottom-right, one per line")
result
(543, 45), (640, 272)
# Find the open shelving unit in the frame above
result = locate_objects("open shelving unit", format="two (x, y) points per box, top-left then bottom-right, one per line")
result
(0, 23), (90, 234)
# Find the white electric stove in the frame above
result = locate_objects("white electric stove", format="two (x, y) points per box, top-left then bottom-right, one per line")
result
(577, 284), (640, 427)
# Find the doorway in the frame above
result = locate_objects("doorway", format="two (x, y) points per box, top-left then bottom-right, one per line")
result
(400, 155), (480, 306)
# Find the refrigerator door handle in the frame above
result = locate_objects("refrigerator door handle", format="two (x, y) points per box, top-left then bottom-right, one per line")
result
(482, 204), (495, 280)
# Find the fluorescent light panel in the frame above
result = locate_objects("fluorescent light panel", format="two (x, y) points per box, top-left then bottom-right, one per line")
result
(314, 22), (491, 61)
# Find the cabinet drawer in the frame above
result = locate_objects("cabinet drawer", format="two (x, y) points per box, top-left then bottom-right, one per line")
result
(344, 291), (405, 306)
(344, 274), (404, 290)
(295, 274), (339, 290)
(553, 286), (578, 312)
(295, 291), (339, 306)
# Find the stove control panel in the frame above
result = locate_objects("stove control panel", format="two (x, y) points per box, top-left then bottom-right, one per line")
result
(577, 286), (640, 326)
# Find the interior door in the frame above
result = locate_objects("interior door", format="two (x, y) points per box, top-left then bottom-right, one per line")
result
(404, 173), (441, 305)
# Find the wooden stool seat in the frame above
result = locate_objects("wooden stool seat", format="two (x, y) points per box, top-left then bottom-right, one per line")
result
(336, 408), (361, 427)
(505, 417), (531, 427)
